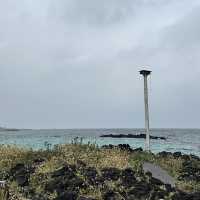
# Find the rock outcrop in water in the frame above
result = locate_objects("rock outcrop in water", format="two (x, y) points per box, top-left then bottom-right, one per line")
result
(100, 133), (166, 140)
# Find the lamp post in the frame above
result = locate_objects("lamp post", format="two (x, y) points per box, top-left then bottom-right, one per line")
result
(140, 70), (152, 152)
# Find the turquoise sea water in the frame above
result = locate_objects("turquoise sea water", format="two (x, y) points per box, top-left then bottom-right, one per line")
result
(0, 129), (199, 156)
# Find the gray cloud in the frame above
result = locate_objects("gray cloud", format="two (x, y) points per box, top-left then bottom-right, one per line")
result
(0, 0), (200, 128)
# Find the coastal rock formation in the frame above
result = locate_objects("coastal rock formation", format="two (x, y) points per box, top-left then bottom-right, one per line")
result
(102, 144), (143, 152)
(178, 160), (200, 182)
(10, 163), (30, 187)
(100, 133), (166, 140)
(4, 159), (199, 200)
(0, 145), (199, 200)
(157, 151), (200, 183)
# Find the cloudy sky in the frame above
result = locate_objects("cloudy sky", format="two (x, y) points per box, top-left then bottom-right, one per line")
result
(0, 0), (200, 129)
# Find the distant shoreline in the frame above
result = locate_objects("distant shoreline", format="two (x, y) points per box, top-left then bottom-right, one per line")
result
(0, 127), (31, 132)
(0, 128), (19, 131)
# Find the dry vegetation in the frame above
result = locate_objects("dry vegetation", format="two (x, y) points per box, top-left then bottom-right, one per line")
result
(0, 142), (199, 200)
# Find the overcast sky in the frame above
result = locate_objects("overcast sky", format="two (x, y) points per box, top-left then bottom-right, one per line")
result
(0, 0), (200, 129)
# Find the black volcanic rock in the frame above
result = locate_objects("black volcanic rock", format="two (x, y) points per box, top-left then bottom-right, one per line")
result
(171, 191), (200, 200)
(100, 133), (166, 140)
(178, 160), (200, 182)
(121, 168), (136, 187)
(190, 154), (200, 161)
(173, 152), (182, 158)
(118, 144), (134, 151)
(103, 190), (123, 200)
(83, 167), (98, 185)
(5, 149), (200, 200)
(127, 181), (152, 198)
(54, 191), (78, 200)
(51, 165), (76, 178)
(133, 147), (143, 152)
(101, 144), (143, 152)
(101, 168), (121, 181)
(78, 197), (96, 200)
(10, 163), (31, 187)
(157, 151), (173, 157)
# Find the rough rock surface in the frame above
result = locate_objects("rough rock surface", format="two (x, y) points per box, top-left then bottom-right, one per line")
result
(5, 160), (199, 200)
(100, 133), (166, 140)
(1, 147), (200, 200)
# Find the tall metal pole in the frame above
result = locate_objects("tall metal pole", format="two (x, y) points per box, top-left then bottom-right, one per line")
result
(140, 70), (151, 152)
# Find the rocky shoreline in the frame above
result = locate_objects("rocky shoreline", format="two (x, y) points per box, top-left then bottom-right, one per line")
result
(0, 144), (199, 200)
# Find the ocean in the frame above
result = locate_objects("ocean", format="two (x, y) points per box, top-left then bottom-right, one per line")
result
(0, 129), (199, 156)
